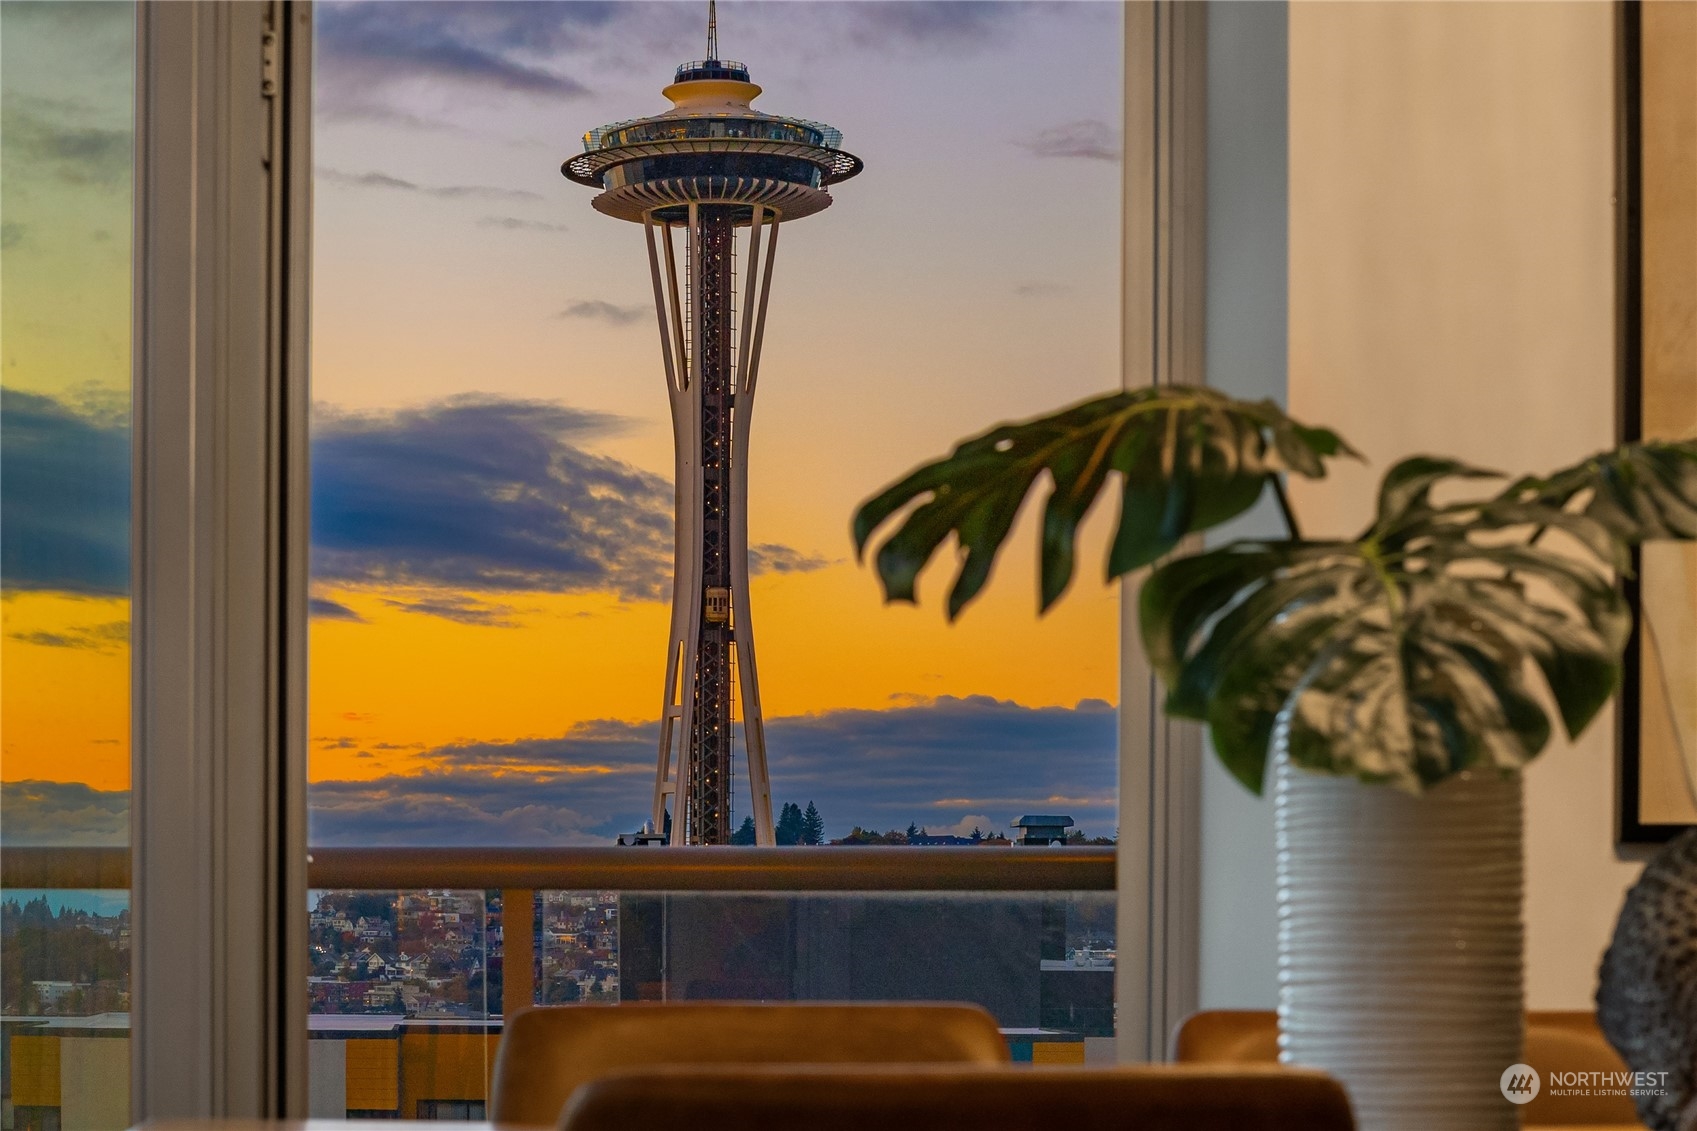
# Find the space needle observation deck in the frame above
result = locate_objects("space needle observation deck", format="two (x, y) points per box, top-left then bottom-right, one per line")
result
(562, 56), (861, 222)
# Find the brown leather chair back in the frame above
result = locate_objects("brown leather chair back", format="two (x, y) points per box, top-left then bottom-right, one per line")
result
(491, 1002), (1009, 1126)
(556, 1064), (1356, 1131)
(1171, 1009), (1636, 1125)
(1520, 1011), (1637, 1126)
(1173, 1008), (1281, 1064)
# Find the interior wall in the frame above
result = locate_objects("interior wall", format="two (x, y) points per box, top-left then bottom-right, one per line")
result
(1284, 0), (1648, 1009)
(1197, 0), (1286, 1012)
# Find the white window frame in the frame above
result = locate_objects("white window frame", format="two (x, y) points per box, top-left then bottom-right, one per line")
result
(131, 0), (312, 1115)
(1117, 0), (1207, 1062)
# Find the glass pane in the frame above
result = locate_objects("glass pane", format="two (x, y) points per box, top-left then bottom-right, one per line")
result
(539, 892), (620, 1006)
(613, 891), (1116, 1054)
(307, 0), (1121, 849)
(309, 0), (1121, 1109)
(309, 889), (494, 1119)
(1, 1), (135, 1128)
(310, 888), (1112, 1118)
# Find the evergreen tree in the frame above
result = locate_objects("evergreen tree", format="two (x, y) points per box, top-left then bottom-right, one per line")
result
(730, 816), (757, 845)
(905, 822), (920, 842)
(775, 803), (804, 845)
(969, 826), (984, 842)
(801, 802), (825, 846)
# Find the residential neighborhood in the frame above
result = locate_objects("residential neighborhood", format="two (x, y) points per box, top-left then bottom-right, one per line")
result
(308, 890), (621, 1018)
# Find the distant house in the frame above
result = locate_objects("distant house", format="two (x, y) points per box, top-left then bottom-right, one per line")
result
(32, 981), (81, 1009)
(906, 831), (977, 846)
(1011, 815), (1075, 846)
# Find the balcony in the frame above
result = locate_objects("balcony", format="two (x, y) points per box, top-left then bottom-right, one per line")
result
(1, 846), (1114, 1121)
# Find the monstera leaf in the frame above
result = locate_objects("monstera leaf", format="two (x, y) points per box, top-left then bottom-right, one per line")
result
(1511, 439), (1697, 542)
(1141, 457), (1636, 794)
(852, 387), (1354, 619)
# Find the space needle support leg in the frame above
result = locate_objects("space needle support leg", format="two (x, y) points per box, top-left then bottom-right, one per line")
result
(646, 214), (702, 844)
(644, 216), (681, 396)
(745, 219), (780, 397)
(644, 216), (684, 836)
(668, 203), (709, 845)
(662, 221), (689, 390)
(730, 209), (778, 846)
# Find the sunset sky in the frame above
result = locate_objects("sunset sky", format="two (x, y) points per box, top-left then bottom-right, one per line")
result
(3, 0), (1125, 846)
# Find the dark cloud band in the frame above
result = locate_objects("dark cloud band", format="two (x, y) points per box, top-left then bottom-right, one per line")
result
(311, 394), (826, 613)
(1015, 120), (1121, 163)
(5, 390), (822, 613)
(317, 167), (542, 202)
(307, 695), (1117, 845)
(555, 300), (647, 326)
(311, 394), (674, 601)
(3, 697), (1116, 848)
(0, 390), (130, 596)
(316, 1), (598, 100)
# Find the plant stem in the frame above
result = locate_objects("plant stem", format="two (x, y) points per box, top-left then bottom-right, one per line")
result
(1359, 539), (1405, 624)
(1271, 474), (1304, 540)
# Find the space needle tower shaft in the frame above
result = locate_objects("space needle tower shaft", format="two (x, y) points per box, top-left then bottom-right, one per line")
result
(564, 8), (861, 845)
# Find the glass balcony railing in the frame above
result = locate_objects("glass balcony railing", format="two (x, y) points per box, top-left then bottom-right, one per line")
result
(674, 59), (751, 82)
(2, 847), (1113, 1123)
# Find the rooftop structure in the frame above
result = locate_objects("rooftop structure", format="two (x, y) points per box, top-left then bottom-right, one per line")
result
(1011, 816), (1076, 847)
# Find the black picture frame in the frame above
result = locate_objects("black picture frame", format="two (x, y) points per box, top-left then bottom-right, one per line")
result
(1616, 0), (1691, 843)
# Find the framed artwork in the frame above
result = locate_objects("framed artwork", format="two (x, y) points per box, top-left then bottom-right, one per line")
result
(1619, 1), (1697, 842)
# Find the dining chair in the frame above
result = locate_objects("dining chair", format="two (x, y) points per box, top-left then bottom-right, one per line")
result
(489, 1001), (1010, 1126)
(1172, 1008), (1281, 1063)
(555, 1063), (1357, 1131)
(1171, 1009), (1637, 1126)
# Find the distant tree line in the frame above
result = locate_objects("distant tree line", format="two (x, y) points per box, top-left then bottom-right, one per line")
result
(731, 801), (826, 845)
(1, 897), (129, 1015)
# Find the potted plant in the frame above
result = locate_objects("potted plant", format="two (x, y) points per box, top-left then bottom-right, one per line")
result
(853, 386), (1697, 1131)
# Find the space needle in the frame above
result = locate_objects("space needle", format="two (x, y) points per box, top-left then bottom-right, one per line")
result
(564, 4), (862, 845)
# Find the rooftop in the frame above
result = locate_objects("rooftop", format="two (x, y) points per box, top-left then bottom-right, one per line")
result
(1012, 816), (1076, 829)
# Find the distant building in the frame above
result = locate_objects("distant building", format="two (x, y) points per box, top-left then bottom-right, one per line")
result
(1011, 815), (1075, 846)
(905, 831), (979, 846)
(616, 820), (667, 847)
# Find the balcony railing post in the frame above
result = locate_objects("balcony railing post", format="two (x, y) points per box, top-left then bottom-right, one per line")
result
(502, 888), (536, 1021)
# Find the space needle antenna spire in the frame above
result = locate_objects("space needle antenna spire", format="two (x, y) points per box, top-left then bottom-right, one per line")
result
(707, 0), (718, 60)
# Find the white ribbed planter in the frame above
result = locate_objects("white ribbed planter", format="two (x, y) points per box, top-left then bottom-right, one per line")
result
(1274, 754), (1525, 1131)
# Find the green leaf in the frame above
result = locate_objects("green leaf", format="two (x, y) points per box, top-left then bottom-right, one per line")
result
(1142, 459), (1640, 794)
(1517, 439), (1697, 542)
(1138, 542), (1296, 685)
(1170, 568), (1355, 720)
(1207, 573), (1361, 792)
(853, 387), (1354, 618)
(1373, 456), (1502, 532)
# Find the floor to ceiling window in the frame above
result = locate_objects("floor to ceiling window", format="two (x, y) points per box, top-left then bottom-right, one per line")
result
(304, 1), (1123, 1117)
